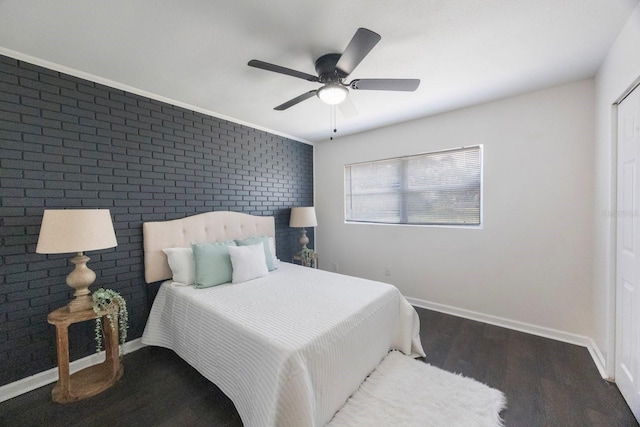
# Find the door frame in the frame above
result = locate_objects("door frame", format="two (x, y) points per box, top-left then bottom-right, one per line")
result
(611, 76), (640, 379)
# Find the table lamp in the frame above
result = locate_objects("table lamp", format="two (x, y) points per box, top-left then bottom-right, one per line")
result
(36, 209), (118, 312)
(289, 207), (317, 251)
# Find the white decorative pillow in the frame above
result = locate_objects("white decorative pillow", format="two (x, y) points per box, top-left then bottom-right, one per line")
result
(228, 243), (269, 284)
(268, 236), (280, 268)
(162, 247), (195, 286)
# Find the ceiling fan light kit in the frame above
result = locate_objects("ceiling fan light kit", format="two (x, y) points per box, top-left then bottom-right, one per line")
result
(317, 83), (348, 105)
(248, 27), (420, 112)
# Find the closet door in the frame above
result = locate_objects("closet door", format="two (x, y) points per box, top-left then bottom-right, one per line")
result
(616, 83), (640, 421)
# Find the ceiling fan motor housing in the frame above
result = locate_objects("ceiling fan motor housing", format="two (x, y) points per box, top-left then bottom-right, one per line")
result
(315, 53), (346, 82)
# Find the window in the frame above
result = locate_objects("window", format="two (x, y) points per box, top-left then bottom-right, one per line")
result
(344, 146), (482, 226)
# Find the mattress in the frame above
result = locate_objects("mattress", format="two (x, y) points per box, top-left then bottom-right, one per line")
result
(141, 262), (425, 427)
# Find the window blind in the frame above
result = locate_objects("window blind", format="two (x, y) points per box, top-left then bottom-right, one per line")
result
(345, 146), (482, 226)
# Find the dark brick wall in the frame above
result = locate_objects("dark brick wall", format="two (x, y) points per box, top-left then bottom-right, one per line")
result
(0, 54), (314, 386)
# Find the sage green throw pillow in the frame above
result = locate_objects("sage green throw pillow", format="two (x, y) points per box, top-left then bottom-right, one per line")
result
(192, 241), (237, 288)
(235, 236), (275, 271)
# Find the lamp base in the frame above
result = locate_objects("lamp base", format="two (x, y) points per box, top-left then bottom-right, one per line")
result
(299, 228), (309, 251)
(67, 296), (93, 312)
(66, 253), (96, 312)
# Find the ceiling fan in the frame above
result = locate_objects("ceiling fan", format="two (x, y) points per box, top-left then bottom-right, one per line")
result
(248, 28), (420, 112)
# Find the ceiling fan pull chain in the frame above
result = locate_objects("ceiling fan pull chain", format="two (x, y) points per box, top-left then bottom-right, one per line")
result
(330, 105), (337, 140)
(330, 105), (333, 140)
(333, 104), (337, 134)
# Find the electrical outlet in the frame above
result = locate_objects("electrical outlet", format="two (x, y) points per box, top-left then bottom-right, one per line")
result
(384, 266), (391, 276)
(333, 263), (339, 272)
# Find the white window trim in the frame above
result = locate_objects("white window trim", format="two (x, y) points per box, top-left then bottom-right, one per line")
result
(343, 145), (484, 229)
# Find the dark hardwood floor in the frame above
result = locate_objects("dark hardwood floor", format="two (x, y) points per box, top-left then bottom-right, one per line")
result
(1, 307), (637, 426)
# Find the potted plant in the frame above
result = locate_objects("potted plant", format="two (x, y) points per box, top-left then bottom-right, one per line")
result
(92, 288), (128, 356)
(300, 247), (315, 267)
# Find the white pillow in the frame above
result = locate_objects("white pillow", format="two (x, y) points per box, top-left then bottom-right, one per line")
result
(162, 247), (195, 285)
(228, 243), (269, 284)
(268, 236), (280, 268)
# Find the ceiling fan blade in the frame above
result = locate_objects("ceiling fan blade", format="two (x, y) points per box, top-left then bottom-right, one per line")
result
(274, 90), (318, 111)
(248, 59), (319, 82)
(335, 28), (381, 77)
(350, 78), (420, 91)
(338, 96), (358, 118)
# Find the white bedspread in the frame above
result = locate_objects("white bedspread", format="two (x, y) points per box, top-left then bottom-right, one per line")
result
(141, 263), (425, 427)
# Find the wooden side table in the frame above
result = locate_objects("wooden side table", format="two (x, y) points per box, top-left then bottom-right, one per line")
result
(292, 252), (318, 268)
(47, 306), (124, 403)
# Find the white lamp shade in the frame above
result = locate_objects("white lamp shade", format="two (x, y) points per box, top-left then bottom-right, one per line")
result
(289, 207), (318, 228)
(317, 84), (348, 105)
(36, 209), (118, 254)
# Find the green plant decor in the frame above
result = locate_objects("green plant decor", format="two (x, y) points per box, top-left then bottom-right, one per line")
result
(300, 247), (315, 267)
(92, 288), (128, 357)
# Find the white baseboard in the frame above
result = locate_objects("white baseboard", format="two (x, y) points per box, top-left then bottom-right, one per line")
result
(1, 299), (613, 403)
(0, 338), (145, 404)
(407, 296), (610, 380)
(586, 338), (611, 381)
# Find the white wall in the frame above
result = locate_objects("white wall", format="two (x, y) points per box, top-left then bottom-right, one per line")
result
(593, 4), (640, 377)
(315, 79), (595, 339)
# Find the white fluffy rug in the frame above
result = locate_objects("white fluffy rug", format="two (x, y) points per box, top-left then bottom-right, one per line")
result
(327, 351), (506, 427)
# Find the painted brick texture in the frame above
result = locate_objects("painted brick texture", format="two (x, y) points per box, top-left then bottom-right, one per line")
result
(0, 54), (314, 386)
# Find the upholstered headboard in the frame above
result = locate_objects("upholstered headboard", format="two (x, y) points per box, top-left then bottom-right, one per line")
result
(143, 211), (276, 283)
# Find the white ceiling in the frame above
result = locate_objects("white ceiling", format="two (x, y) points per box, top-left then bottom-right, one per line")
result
(0, 0), (637, 143)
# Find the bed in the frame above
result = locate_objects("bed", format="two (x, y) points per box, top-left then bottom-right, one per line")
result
(141, 211), (425, 427)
